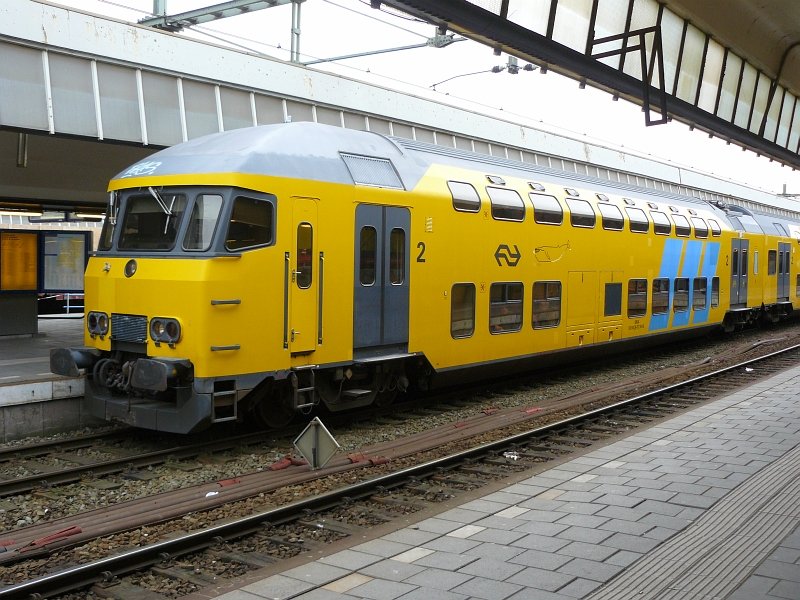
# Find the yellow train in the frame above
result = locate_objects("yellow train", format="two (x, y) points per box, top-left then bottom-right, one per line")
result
(51, 122), (799, 433)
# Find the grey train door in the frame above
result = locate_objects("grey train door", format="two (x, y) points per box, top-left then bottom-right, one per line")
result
(353, 204), (410, 354)
(778, 242), (790, 301)
(730, 239), (749, 307)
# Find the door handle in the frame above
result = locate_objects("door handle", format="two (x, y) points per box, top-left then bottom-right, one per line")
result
(291, 328), (300, 341)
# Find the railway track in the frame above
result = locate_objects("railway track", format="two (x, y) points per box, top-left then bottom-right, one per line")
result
(2, 339), (799, 599)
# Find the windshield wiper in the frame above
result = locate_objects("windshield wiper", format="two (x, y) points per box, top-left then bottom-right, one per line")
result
(148, 187), (176, 234)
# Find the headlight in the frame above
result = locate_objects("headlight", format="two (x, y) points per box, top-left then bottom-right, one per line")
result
(150, 317), (181, 344)
(87, 311), (109, 336)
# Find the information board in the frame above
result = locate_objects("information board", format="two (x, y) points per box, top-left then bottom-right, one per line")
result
(0, 231), (38, 291)
(43, 232), (87, 293)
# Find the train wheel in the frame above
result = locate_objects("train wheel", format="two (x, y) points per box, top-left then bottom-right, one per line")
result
(253, 384), (295, 429)
(374, 387), (397, 407)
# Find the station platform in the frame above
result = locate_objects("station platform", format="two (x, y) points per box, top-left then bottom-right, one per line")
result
(0, 316), (87, 440)
(208, 366), (800, 600)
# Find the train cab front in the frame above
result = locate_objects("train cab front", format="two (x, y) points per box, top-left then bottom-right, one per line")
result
(51, 185), (279, 433)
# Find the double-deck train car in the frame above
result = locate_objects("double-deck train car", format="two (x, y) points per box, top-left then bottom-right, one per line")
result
(51, 122), (800, 433)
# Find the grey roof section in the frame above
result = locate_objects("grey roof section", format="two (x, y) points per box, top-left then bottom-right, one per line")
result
(114, 123), (425, 190)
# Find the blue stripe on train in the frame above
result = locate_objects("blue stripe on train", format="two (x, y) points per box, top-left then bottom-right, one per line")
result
(672, 241), (703, 327)
(693, 242), (720, 324)
(649, 239), (683, 331)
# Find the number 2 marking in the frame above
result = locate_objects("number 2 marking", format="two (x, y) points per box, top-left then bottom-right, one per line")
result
(416, 241), (426, 263)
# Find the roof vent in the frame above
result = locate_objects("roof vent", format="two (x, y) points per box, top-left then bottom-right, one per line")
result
(340, 153), (403, 189)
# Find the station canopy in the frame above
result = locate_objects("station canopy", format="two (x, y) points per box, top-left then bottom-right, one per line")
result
(382, 0), (800, 170)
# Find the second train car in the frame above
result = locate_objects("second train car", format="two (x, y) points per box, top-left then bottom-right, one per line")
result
(51, 122), (800, 433)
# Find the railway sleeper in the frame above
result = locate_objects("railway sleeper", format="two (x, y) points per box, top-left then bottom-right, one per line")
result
(92, 580), (168, 600)
(211, 549), (276, 568)
(298, 518), (365, 536)
(458, 464), (514, 478)
(369, 495), (426, 512)
(152, 565), (219, 586)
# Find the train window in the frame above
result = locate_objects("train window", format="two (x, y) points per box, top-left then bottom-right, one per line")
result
(566, 198), (595, 228)
(673, 278), (689, 312)
(652, 278), (669, 314)
(119, 193), (188, 251)
(295, 223), (313, 289)
(389, 228), (405, 284)
(225, 196), (273, 251)
(530, 194), (563, 225)
(672, 214), (691, 237)
(605, 283), (622, 316)
(598, 203), (624, 231)
(533, 281), (561, 328)
(487, 187), (525, 221)
(359, 226), (377, 285)
(709, 219), (722, 236)
(98, 219), (114, 251)
(448, 181), (481, 213)
(774, 222), (789, 236)
(691, 217), (708, 238)
(693, 278), (707, 309)
(625, 207), (649, 233)
(627, 279), (647, 318)
(768, 250), (777, 275)
(712, 277), (719, 307)
(489, 282), (523, 333)
(754, 251), (759, 275)
(650, 211), (671, 235)
(796, 275), (800, 297)
(451, 283), (476, 338)
(184, 194), (223, 251)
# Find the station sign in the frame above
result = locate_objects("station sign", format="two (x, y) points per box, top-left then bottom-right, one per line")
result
(0, 229), (90, 294)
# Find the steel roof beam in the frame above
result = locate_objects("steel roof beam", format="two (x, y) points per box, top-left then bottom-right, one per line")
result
(140, 0), (295, 31)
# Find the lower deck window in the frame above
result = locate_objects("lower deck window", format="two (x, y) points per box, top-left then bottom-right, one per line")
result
(693, 277), (707, 309)
(652, 278), (669, 314)
(490, 282), (523, 333)
(712, 277), (720, 307)
(451, 283), (475, 338)
(628, 279), (647, 317)
(533, 281), (562, 328)
(674, 278), (689, 312)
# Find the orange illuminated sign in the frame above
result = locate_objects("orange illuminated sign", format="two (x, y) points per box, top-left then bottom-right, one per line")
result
(0, 232), (38, 291)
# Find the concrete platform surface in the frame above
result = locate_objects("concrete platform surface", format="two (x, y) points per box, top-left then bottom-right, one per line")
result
(206, 365), (800, 600)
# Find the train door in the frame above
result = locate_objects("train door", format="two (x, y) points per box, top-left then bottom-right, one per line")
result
(778, 242), (790, 301)
(730, 239), (749, 307)
(598, 271), (623, 342)
(566, 271), (597, 347)
(353, 204), (410, 354)
(288, 198), (318, 354)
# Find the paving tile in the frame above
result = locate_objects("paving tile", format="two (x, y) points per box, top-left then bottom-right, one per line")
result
(554, 513), (609, 529)
(392, 548), (434, 564)
(423, 536), (482, 554)
(282, 562), (351, 585)
(597, 518), (653, 536)
(391, 587), (468, 600)
(507, 566), (576, 592)
(243, 574), (314, 599)
(604, 549), (643, 567)
(403, 567), (473, 591)
(514, 520), (570, 537)
(383, 528), (442, 546)
(464, 541), (527, 562)
(412, 517), (473, 535)
(437, 508), (492, 524)
(347, 577), (417, 600)
(556, 526), (614, 544)
(319, 549), (383, 571)
(557, 557), (624, 583)
(594, 505), (650, 522)
(602, 532), (661, 553)
(556, 541), (618, 561)
(469, 527), (530, 545)
(447, 524), (485, 539)
(512, 533), (572, 552)
(293, 588), (348, 600)
(769, 578), (800, 599)
(509, 548), (574, 570)
(555, 577), (602, 598)
(353, 539), (413, 558)
(461, 498), (517, 514)
(755, 558), (800, 582)
(359, 559), (426, 582)
(322, 573), (373, 593)
(595, 493), (644, 508)
(669, 492), (718, 509)
(413, 550), (477, 570)
(450, 576), (524, 600)
(457, 556), (528, 581)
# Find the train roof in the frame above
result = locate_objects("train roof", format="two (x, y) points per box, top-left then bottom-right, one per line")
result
(114, 122), (748, 220)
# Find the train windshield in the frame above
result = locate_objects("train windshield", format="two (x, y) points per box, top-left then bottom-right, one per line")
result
(118, 192), (188, 251)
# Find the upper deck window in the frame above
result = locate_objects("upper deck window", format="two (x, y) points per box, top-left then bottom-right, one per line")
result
(118, 192), (188, 251)
(625, 207), (649, 233)
(691, 217), (708, 238)
(448, 181), (481, 212)
(225, 196), (274, 251)
(598, 203), (624, 230)
(487, 187), (525, 221)
(530, 193), (563, 225)
(672, 214), (691, 237)
(566, 198), (595, 228)
(651, 210), (671, 235)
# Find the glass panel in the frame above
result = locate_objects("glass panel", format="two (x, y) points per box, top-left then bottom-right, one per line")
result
(709, 219), (722, 236)
(531, 194), (563, 225)
(698, 40), (725, 113)
(254, 94), (285, 125)
(451, 283), (475, 338)
(98, 219), (114, 251)
(119, 193), (187, 251)
(660, 10), (685, 100)
(533, 281), (561, 329)
(448, 181), (481, 212)
(732, 249), (739, 275)
(626, 207), (649, 233)
(768, 250), (777, 275)
(97, 63), (141, 142)
(567, 198), (595, 228)
(712, 277), (720, 307)
(507, 0), (551, 36)
(673, 278), (689, 312)
(0, 43), (48, 130)
(742, 249), (748, 275)
(389, 228), (405, 285)
(652, 278), (670, 314)
(691, 217), (708, 238)
(183, 79), (219, 139)
(296, 223), (313, 289)
(220, 87), (252, 131)
(551, 0), (592, 52)
(369, 117), (391, 135)
(225, 196), (273, 251)
(605, 282), (622, 316)
(599, 203), (624, 230)
(490, 282), (524, 333)
(184, 194), (223, 251)
(359, 226), (377, 285)
(593, 0), (631, 69)
(316, 106), (341, 126)
(141, 71), (182, 146)
(675, 25), (705, 104)
(285, 100), (314, 122)
(734, 64), (759, 129)
(672, 214), (691, 236)
(487, 187), (525, 221)
(50, 53), (97, 137)
(693, 277), (707, 309)
(718, 53), (743, 121)
(628, 279), (647, 317)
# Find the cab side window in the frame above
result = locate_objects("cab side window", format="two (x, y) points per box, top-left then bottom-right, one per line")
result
(226, 196), (273, 251)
